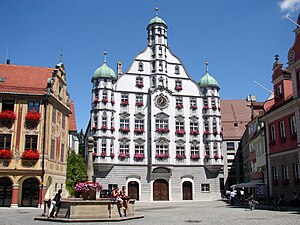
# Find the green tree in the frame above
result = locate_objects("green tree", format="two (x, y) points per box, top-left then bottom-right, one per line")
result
(66, 149), (87, 197)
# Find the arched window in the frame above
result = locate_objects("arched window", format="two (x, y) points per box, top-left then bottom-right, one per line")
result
(138, 62), (144, 72)
(175, 65), (180, 75)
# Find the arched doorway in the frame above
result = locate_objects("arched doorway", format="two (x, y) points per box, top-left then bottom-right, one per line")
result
(0, 177), (12, 207)
(153, 179), (169, 201)
(21, 178), (39, 207)
(182, 181), (193, 200)
(128, 181), (139, 200)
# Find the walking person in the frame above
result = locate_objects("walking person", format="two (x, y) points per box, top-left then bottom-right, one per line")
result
(48, 189), (62, 218)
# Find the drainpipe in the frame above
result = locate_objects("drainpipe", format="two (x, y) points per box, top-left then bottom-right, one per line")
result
(262, 121), (270, 201)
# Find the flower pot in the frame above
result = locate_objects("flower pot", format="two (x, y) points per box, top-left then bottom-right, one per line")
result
(82, 190), (96, 200)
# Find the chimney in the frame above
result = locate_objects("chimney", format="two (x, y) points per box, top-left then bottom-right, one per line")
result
(6, 59), (10, 64)
(117, 60), (122, 79)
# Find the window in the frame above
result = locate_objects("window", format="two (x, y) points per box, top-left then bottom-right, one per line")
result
(203, 98), (208, 107)
(155, 118), (168, 129)
(102, 115), (107, 127)
(119, 144), (129, 154)
(176, 97), (183, 106)
(190, 121), (198, 132)
(190, 97), (197, 108)
(25, 135), (37, 150)
(212, 117), (217, 130)
(226, 142), (234, 151)
(276, 85), (282, 97)
(151, 47), (155, 56)
(211, 98), (216, 107)
(213, 142), (218, 156)
(175, 121), (184, 130)
(279, 121), (285, 138)
(201, 184), (210, 192)
(50, 139), (55, 159)
(94, 116), (98, 128)
(176, 146), (185, 155)
(135, 145), (144, 154)
(121, 93), (129, 102)
(136, 95), (143, 105)
(159, 61), (163, 71)
(136, 76), (143, 86)
(204, 120), (209, 131)
(152, 61), (156, 72)
(191, 146), (199, 156)
(272, 166), (279, 180)
(102, 90), (108, 100)
(205, 144), (210, 156)
(101, 141), (106, 154)
(282, 165), (289, 180)
(294, 163), (300, 179)
(1, 100), (14, 111)
(151, 76), (156, 87)
(138, 62), (144, 72)
(0, 134), (11, 150)
(52, 108), (56, 123)
(158, 76), (164, 86)
(62, 115), (65, 129)
(270, 125), (276, 142)
(60, 143), (65, 162)
(93, 141), (97, 155)
(156, 143), (169, 155)
(159, 46), (162, 55)
(135, 119), (144, 129)
(175, 65), (180, 74)
(290, 116), (296, 136)
(120, 118), (129, 129)
(28, 101), (40, 112)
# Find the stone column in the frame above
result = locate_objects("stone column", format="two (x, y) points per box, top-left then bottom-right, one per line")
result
(10, 184), (19, 208)
(87, 136), (94, 182)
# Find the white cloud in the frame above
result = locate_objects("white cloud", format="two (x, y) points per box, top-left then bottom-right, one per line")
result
(279, 0), (300, 13)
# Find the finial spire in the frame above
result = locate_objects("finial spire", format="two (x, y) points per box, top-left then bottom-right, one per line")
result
(274, 54), (280, 62)
(155, 6), (159, 16)
(59, 48), (63, 63)
(205, 60), (209, 73)
(104, 49), (107, 63)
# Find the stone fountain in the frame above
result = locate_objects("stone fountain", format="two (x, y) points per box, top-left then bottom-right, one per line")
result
(35, 137), (143, 222)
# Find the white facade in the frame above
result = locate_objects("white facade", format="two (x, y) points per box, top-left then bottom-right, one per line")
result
(87, 10), (223, 201)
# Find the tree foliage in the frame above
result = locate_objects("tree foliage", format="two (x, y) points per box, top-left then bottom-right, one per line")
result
(66, 149), (87, 197)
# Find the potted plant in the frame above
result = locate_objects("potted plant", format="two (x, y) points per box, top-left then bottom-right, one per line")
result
(155, 153), (169, 159)
(175, 86), (182, 91)
(176, 104), (183, 109)
(204, 154), (210, 160)
(134, 153), (145, 160)
(156, 128), (169, 133)
(214, 155), (219, 160)
(102, 98), (108, 103)
(204, 130), (210, 135)
(136, 83), (144, 88)
(0, 110), (16, 121)
(190, 130), (199, 135)
(110, 152), (115, 158)
(21, 150), (40, 160)
(134, 128), (144, 133)
(25, 111), (41, 122)
(190, 154), (200, 160)
(190, 105), (197, 110)
(118, 153), (130, 160)
(93, 99), (99, 104)
(0, 149), (13, 159)
(175, 130), (186, 135)
(175, 154), (186, 160)
(120, 100), (129, 106)
(135, 102), (144, 107)
(119, 127), (130, 133)
(75, 181), (103, 200)
(101, 125), (107, 130)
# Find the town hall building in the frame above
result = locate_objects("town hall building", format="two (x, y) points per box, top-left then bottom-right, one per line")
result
(86, 9), (224, 201)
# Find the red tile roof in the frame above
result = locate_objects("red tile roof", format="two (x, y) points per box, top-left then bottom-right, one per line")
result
(220, 100), (252, 140)
(69, 101), (77, 132)
(0, 64), (53, 95)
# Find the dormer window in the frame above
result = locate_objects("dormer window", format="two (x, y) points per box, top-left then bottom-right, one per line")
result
(276, 85), (283, 99)
(138, 62), (144, 72)
(152, 76), (156, 87)
(175, 80), (182, 91)
(175, 65), (180, 75)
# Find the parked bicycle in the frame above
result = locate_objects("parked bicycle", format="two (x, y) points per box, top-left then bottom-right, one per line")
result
(268, 195), (288, 211)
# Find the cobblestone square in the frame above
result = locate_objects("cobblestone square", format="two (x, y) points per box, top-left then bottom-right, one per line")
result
(0, 201), (299, 225)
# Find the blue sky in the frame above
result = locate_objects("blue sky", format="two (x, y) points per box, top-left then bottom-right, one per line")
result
(0, 0), (299, 131)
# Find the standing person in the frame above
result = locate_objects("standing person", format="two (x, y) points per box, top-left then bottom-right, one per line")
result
(230, 190), (236, 206)
(48, 189), (62, 218)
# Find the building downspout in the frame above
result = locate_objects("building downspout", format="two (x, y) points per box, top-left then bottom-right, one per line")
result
(262, 122), (270, 201)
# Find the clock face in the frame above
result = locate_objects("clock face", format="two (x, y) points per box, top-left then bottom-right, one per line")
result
(156, 96), (167, 108)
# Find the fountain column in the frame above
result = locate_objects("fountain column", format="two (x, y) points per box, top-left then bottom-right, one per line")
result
(87, 136), (94, 182)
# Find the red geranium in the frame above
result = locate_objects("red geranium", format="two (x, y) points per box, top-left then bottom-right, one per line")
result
(25, 111), (41, 121)
(21, 150), (40, 160)
(0, 110), (16, 120)
(0, 149), (13, 159)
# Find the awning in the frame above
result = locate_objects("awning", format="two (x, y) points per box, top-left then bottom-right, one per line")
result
(230, 182), (266, 189)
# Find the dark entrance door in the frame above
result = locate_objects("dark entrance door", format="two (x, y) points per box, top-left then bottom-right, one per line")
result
(153, 179), (169, 201)
(128, 181), (139, 200)
(21, 178), (39, 207)
(0, 177), (12, 207)
(182, 181), (193, 200)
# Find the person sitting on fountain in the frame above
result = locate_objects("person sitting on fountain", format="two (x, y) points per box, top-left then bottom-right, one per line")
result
(120, 186), (130, 210)
(111, 186), (124, 209)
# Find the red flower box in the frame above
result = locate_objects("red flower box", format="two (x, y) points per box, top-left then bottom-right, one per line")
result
(21, 150), (40, 160)
(155, 153), (169, 159)
(190, 154), (200, 160)
(214, 155), (219, 160)
(136, 83), (144, 88)
(204, 154), (210, 159)
(93, 99), (99, 104)
(175, 86), (182, 91)
(176, 104), (183, 109)
(190, 105), (197, 110)
(110, 153), (115, 158)
(120, 100), (129, 106)
(0, 149), (13, 159)
(176, 154), (186, 160)
(204, 130), (210, 135)
(212, 106), (217, 110)
(156, 128), (169, 133)
(135, 102), (144, 107)
(102, 98), (108, 103)
(118, 153), (130, 160)
(111, 127), (115, 131)
(134, 128), (144, 133)
(134, 153), (145, 159)
(203, 106), (209, 110)
(111, 100), (115, 105)
(100, 152), (106, 158)
(119, 127), (130, 133)
(175, 130), (186, 135)
(101, 125), (107, 130)
(190, 130), (199, 135)
(0, 110), (16, 120)
(92, 126), (98, 130)
(25, 111), (41, 122)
